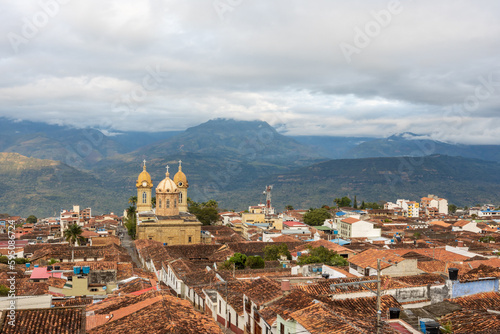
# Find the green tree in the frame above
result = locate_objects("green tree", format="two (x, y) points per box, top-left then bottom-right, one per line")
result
(334, 196), (352, 208)
(297, 246), (348, 267)
(202, 199), (218, 208)
(151, 196), (156, 209)
(479, 235), (494, 243)
(0, 285), (9, 296)
(303, 208), (331, 226)
(48, 258), (58, 265)
(224, 252), (247, 269)
(360, 201), (366, 209)
(189, 200), (219, 225)
(448, 204), (457, 214)
(353, 196), (358, 209)
(245, 255), (265, 269)
(285, 205), (294, 211)
(26, 215), (37, 224)
(63, 223), (84, 246)
(125, 205), (137, 239)
(264, 243), (291, 261)
(413, 232), (421, 240)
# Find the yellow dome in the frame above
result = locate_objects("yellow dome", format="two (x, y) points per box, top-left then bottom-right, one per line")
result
(173, 160), (188, 187)
(156, 168), (179, 193)
(136, 161), (153, 188)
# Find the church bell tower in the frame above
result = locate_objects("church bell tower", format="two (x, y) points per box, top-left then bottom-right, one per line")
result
(136, 160), (153, 212)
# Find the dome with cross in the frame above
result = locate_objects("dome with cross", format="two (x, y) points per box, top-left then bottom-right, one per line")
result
(156, 165), (179, 194)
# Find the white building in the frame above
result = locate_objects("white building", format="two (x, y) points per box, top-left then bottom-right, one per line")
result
(337, 217), (381, 239)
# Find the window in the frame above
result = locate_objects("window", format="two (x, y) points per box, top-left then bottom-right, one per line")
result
(179, 192), (182, 203)
(159, 199), (162, 208)
(90, 288), (99, 292)
(142, 192), (147, 204)
(219, 300), (221, 314)
(174, 199), (177, 207)
(167, 199), (170, 208)
(188, 236), (192, 243)
(280, 323), (285, 334)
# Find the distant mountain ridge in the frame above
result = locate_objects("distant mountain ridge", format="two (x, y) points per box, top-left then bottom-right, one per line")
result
(2, 117), (500, 216)
(345, 132), (500, 162)
(215, 154), (500, 210)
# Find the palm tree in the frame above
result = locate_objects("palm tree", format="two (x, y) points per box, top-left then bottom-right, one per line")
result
(128, 196), (137, 207)
(151, 196), (156, 209)
(126, 205), (137, 220)
(64, 223), (84, 246)
(125, 205), (137, 239)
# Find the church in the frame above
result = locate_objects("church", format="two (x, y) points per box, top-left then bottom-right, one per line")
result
(135, 160), (202, 245)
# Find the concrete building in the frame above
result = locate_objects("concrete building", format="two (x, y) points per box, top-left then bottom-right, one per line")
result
(337, 217), (381, 239)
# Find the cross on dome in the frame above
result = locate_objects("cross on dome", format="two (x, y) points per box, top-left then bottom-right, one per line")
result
(166, 165), (170, 176)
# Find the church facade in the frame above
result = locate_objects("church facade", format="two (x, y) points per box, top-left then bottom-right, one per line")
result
(135, 161), (202, 245)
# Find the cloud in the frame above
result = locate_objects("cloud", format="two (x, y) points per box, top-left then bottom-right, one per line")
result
(1, 0), (500, 143)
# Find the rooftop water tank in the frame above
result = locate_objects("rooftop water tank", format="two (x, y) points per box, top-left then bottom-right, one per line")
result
(47, 265), (53, 271)
(82, 266), (90, 274)
(389, 307), (400, 319)
(73, 266), (81, 274)
(448, 268), (459, 281)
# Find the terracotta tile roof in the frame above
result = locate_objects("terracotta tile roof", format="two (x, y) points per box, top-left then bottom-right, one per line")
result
(295, 276), (407, 296)
(88, 291), (223, 333)
(429, 220), (451, 228)
(466, 258), (500, 269)
(459, 264), (500, 282)
(325, 295), (401, 316)
(292, 239), (355, 255)
(0, 278), (48, 296)
(449, 292), (500, 311)
(245, 277), (283, 306)
(438, 310), (500, 334)
(454, 220), (472, 227)
(0, 307), (85, 334)
(270, 235), (302, 243)
(201, 225), (246, 243)
(112, 277), (153, 295)
(52, 297), (95, 308)
(348, 249), (403, 270)
(390, 248), (469, 263)
(289, 302), (399, 334)
(47, 276), (67, 289)
(90, 236), (121, 247)
(341, 217), (360, 224)
(417, 260), (472, 275)
(259, 290), (316, 324)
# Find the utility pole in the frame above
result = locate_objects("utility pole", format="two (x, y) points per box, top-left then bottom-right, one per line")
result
(376, 259), (381, 334)
(329, 257), (393, 334)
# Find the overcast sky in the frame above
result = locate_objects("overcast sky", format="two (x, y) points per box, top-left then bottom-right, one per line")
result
(1, 0), (500, 144)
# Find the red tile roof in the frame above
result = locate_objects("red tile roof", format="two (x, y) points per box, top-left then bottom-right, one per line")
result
(0, 307), (85, 334)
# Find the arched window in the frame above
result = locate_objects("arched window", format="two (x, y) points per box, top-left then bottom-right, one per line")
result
(166, 199), (170, 208)
(179, 192), (183, 203)
(159, 199), (162, 208)
(142, 192), (147, 204)
(174, 199), (177, 207)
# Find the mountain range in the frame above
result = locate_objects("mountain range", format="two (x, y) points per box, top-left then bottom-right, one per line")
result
(0, 117), (499, 217)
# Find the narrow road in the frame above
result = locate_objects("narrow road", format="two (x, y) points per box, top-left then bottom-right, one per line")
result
(118, 225), (142, 268)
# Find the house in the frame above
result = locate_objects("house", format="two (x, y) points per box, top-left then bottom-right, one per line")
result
(348, 249), (423, 277)
(0, 307), (86, 333)
(337, 217), (381, 239)
(452, 220), (481, 233)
